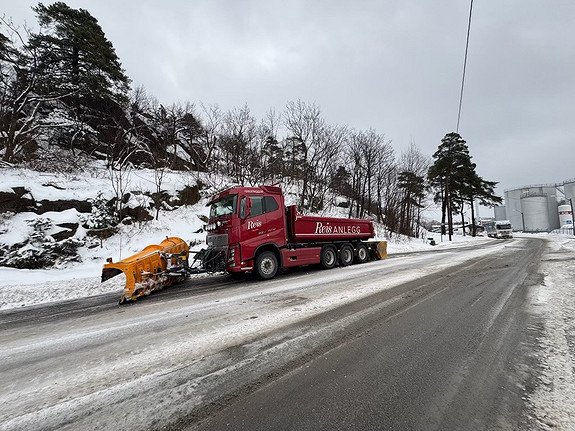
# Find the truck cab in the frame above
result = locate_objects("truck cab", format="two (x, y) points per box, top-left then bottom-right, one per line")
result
(204, 185), (287, 275)
(484, 220), (513, 238)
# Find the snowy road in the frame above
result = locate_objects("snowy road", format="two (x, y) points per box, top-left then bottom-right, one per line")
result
(189, 237), (546, 430)
(0, 237), (571, 430)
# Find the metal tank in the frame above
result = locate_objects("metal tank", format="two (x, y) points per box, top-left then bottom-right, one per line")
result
(558, 204), (573, 227)
(504, 188), (524, 231)
(521, 193), (551, 232)
(541, 186), (560, 230)
(522, 185), (560, 230)
(564, 179), (575, 204)
(494, 205), (507, 221)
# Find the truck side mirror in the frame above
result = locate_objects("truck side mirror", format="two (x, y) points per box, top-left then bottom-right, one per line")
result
(240, 197), (252, 220)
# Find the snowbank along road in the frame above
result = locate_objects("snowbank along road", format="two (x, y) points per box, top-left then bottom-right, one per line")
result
(0, 237), (571, 430)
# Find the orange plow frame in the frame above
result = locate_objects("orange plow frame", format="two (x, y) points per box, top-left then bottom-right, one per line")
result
(102, 237), (190, 304)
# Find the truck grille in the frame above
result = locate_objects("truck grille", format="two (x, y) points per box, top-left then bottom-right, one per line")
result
(207, 233), (228, 248)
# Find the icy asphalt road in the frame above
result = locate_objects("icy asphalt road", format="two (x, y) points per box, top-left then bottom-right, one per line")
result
(189, 237), (546, 431)
(0, 237), (560, 430)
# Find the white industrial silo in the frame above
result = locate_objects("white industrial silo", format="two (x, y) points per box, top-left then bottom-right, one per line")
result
(564, 179), (575, 203)
(521, 193), (551, 232)
(494, 205), (507, 221)
(521, 184), (560, 231)
(542, 186), (560, 230)
(558, 204), (573, 227)
(504, 187), (524, 231)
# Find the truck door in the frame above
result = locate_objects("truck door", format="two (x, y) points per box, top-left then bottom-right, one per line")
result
(263, 195), (285, 245)
(239, 195), (267, 263)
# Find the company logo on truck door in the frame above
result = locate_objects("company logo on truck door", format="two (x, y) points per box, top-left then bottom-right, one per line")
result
(315, 222), (361, 234)
(247, 220), (262, 230)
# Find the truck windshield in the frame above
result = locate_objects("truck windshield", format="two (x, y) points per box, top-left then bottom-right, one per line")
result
(209, 194), (237, 218)
(496, 223), (512, 229)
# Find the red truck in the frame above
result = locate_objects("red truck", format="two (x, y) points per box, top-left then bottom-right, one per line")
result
(104, 185), (387, 303)
(202, 185), (385, 280)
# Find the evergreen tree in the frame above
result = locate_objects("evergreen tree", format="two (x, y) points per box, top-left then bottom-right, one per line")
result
(0, 30), (17, 62)
(30, 2), (130, 108)
(260, 134), (284, 181)
(467, 174), (502, 236)
(398, 171), (425, 236)
(27, 2), (131, 160)
(428, 132), (474, 240)
(429, 132), (502, 239)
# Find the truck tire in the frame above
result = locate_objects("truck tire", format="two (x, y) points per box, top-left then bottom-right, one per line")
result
(320, 245), (337, 269)
(255, 251), (278, 280)
(339, 244), (354, 266)
(355, 243), (369, 264)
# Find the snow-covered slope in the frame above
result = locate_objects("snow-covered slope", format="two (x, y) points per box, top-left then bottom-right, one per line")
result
(0, 163), (472, 309)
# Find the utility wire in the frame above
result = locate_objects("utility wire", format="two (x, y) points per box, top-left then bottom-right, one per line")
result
(456, 0), (474, 133)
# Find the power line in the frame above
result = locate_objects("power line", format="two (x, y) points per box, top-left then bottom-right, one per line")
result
(456, 0), (474, 133)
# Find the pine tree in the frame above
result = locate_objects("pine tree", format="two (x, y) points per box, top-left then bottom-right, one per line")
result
(467, 174), (502, 236)
(84, 191), (117, 247)
(429, 132), (502, 239)
(30, 2), (130, 108)
(398, 171), (425, 237)
(428, 132), (474, 240)
(0, 30), (16, 62)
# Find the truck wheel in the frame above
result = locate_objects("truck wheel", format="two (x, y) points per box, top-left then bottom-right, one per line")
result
(339, 244), (354, 266)
(320, 245), (337, 269)
(255, 251), (278, 280)
(355, 244), (369, 264)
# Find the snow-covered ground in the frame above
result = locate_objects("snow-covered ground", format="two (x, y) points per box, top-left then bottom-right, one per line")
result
(0, 237), (513, 430)
(1, 165), (574, 428)
(528, 234), (575, 430)
(0, 234), (573, 430)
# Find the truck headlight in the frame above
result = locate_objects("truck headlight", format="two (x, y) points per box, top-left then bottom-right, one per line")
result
(228, 246), (237, 262)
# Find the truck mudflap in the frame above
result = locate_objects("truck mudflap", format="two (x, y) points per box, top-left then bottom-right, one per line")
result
(102, 237), (192, 304)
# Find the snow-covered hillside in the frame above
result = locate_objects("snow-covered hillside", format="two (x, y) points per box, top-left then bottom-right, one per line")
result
(0, 164), (442, 309)
(0, 164), (211, 308)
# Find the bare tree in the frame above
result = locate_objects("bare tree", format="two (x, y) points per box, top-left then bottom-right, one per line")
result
(219, 104), (259, 185)
(108, 155), (132, 224)
(0, 18), (77, 163)
(283, 100), (325, 210)
(305, 124), (348, 212)
(398, 141), (430, 237)
(346, 129), (394, 219)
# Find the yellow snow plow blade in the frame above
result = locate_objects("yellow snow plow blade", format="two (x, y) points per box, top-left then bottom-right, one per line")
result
(365, 240), (388, 260)
(102, 237), (190, 304)
(375, 240), (388, 259)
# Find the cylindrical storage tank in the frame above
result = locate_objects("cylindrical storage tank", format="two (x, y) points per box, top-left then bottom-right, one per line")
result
(543, 187), (560, 230)
(558, 204), (573, 227)
(521, 194), (551, 232)
(494, 205), (507, 221)
(505, 188), (524, 231)
(564, 180), (575, 203)
(519, 185), (560, 231)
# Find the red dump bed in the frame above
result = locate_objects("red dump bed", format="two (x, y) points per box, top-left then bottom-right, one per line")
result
(286, 205), (375, 243)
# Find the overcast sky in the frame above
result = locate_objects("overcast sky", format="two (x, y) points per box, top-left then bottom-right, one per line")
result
(3, 0), (575, 216)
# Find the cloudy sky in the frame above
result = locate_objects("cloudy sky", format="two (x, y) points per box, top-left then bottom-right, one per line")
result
(3, 0), (575, 216)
